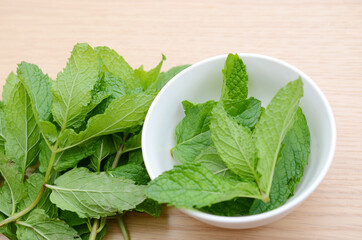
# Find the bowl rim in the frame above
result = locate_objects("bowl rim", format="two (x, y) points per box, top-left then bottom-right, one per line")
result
(142, 53), (336, 224)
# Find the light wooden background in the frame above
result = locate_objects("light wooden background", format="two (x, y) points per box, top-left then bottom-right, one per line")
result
(0, 0), (361, 239)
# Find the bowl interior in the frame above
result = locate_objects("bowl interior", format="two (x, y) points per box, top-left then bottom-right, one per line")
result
(142, 54), (335, 223)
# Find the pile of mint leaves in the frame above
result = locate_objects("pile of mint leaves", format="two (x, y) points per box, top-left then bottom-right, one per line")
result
(146, 53), (311, 216)
(0, 43), (189, 240)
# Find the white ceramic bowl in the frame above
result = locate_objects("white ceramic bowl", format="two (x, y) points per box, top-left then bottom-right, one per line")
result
(142, 54), (336, 229)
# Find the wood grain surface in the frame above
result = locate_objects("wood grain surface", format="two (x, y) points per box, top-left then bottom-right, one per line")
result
(0, 0), (361, 239)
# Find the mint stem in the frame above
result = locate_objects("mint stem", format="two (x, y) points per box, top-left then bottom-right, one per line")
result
(0, 146), (58, 227)
(117, 214), (130, 240)
(89, 219), (99, 240)
(111, 134), (128, 169)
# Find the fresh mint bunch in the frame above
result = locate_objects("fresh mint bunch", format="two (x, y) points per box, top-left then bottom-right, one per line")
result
(146, 54), (310, 216)
(0, 43), (189, 239)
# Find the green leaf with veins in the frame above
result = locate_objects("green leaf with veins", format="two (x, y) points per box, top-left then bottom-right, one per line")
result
(102, 72), (128, 99)
(39, 138), (98, 172)
(193, 145), (237, 179)
(109, 163), (162, 217)
(135, 55), (165, 90)
(221, 53), (248, 101)
(58, 93), (155, 150)
(51, 43), (100, 129)
(123, 132), (142, 154)
(18, 173), (58, 218)
(16, 62), (58, 143)
(0, 213), (17, 240)
(173, 100), (216, 163)
(95, 46), (142, 89)
(110, 163), (150, 185)
(223, 97), (262, 129)
(173, 131), (213, 163)
(16, 209), (78, 240)
(89, 136), (116, 172)
(17, 62), (53, 121)
(201, 197), (254, 216)
(210, 103), (258, 181)
(86, 76), (111, 114)
(250, 108), (310, 214)
(150, 64), (190, 91)
(175, 100), (216, 143)
(0, 103), (6, 152)
(47, 168), (146, 218)
(254, 78), (303, 199)
(146, 164), (261, 208)
(2, 72), (20, 106)
(5, 82), (40, 176)
(0, 153), (26, 216)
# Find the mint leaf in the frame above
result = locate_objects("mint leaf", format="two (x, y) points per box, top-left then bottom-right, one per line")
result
(86, 77), (111, 114)
(16, 209), (78, 240)
(146, 164), (261, 208)
(210, 103), (258, 181)
(39, 138), (97, 172)
(2, 72), (20, 106)
(193, 145), (236, 178)
(201, 197), (254, 216)
(51, 43), (100, 129)
(47, 168), (146, 218)
(173, 131), (213, 163)
(110, 163), (150, 185)
(0, 103), (6, 152)
(128, 149), (144, 165)
(135, 55), (165, 90)
(59, 210), (87, 227)
(250, 108), (310, 213)
(176, 100), (216, 143)
(58, 93), (155, 150)
(151, 64), (190, 91)
(173, 100), (216, 163)
(0, 153), (26, 216)
(221, 53), (248, 101)
(16, 62), (58, 143)
(254, 78), (303, 199)
(123, 132), (142, 154)
(135, 199), (162, 218)
(5, 82), (41, 175)
(102, 72), (128, 99)
(89, 136), (116, 172)
(17, 62), (52, 121)
(95, 46), (142, 89)
(18, 173), (58, 218)
(0, 213), (17, 240)
(223, 97), (262, 129)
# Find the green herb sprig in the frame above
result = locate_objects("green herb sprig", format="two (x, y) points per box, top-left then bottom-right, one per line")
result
(0, 43), (189, 239)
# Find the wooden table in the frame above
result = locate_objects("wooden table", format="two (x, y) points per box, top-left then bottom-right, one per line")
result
(0, 0), (361, 239)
